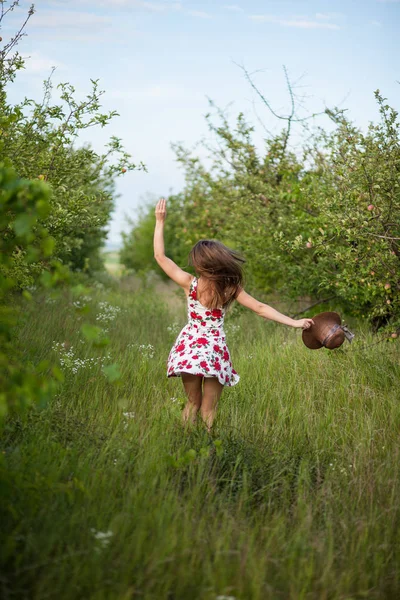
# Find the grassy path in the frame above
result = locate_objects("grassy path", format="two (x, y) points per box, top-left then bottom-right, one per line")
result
(2, 284), (400, 599)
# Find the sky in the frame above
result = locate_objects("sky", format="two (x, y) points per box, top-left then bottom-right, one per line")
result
(3, 0), (399, 246)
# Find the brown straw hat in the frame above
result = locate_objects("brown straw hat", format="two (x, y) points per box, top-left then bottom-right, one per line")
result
(302, 311), (354, 350)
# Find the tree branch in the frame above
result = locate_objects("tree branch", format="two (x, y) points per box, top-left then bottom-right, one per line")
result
(291, 295), (337, 318)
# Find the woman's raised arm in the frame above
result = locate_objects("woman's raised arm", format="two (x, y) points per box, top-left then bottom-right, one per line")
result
(236, 289), (314, 329)
(153, 198), (192, 290)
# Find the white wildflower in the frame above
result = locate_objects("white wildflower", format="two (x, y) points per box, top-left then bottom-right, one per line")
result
(96, 301), (122, 324)
(138, 344), (155, 359)
(167, 321), (181, 335)
(90, 528), (113, 551)
(123, 412), (135, 419)
(52, 342), (111, 373)
(225, 323), (240, 339)
(127, 343), (155, 359)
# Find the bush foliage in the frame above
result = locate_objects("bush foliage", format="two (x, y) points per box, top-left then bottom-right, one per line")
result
(122, 92), (400, 332)
(0, 2), (142, 420)
(0, 2), (144, 288)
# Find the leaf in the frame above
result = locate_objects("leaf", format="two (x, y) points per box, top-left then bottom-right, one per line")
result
(41, 236), (55, 257)
(13, 214), (35, 237)
(51, 366), (65, 383)
(81, 324), (103, 342)
(102, 363), (121, 383)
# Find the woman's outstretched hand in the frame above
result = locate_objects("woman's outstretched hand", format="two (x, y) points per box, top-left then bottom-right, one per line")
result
(155, 197), (167, 223)
(295, 318), (315, 330)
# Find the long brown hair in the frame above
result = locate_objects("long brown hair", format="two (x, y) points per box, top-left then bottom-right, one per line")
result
(189, 240), (245, 309)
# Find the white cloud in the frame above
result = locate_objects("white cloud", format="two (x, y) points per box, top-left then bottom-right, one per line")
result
(223, 4), (244, 12)
(133, 1), (182, 11)
(82, 0), (182, 9)
(109, 84), (184, 100)
(31, 11), (112, 29)
(315, 12), (344, 20)
(370, 19), (383, 26)
(21, 51), (66, 74)
(249, 14), (340, 30)
(187, 10), (212, 19)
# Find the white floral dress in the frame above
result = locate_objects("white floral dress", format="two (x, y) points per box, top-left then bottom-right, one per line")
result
(167, 277), (240, 386)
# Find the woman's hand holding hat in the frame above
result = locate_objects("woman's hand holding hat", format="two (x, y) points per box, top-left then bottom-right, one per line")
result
(295, 318), (315, 330)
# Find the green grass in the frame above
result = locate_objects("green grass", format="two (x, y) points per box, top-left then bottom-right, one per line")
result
(1, 283), (400, 600)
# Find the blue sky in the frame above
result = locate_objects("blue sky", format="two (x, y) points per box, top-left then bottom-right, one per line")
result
(3, 0), (399, 245)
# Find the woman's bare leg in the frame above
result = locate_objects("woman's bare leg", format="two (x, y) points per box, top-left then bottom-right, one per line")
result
(181, 374), (203, 425)
(201, 377), (224, 431)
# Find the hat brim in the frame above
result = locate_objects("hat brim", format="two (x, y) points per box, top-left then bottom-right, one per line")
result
(302, 312), (342, 350)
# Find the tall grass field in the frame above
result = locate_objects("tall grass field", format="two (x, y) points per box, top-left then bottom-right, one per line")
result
(2, 280), (400, 600)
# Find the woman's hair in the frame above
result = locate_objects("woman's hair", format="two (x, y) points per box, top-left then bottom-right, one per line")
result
(189, 239), (245, 309)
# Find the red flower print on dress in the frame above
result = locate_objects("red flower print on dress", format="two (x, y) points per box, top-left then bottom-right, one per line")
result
(167, 276), (239, 386)
(190, 311), (202, 321)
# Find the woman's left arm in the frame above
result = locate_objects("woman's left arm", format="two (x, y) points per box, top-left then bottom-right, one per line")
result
(153, 198), (192, 290)
(236, 289), (314, 329)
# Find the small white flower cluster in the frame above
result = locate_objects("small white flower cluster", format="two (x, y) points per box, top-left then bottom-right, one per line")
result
(90, 528), (113, 551)
(225, 323), (240, 338)
(96, 301), (122, 324)
(167, 321), (181, 335)
(247, 354), (254, 360)
(123, 411), (135, 419)
(138, 344), (155, 359)
(328, 458), (350, 475)
(128, 343), (155, 359)
(72, 296), (92, 309)
(170, 397), (179, 403)
(216, 596), (237, 600)
(45, 297), (57, 305)
(52, 342), (111, 374)
(122, 411), (135, 430)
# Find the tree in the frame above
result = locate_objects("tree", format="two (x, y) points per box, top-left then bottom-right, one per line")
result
(121, 71), (399, 333)
(0, 1), (145, 287)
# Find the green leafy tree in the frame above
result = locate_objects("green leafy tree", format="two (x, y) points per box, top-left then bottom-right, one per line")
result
(0, 2), (145, 286)
(121, 71), (399, 333)
(0, 165), (65, 421)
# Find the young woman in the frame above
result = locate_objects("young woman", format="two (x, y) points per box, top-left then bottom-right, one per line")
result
(154, 198), (314, 431)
